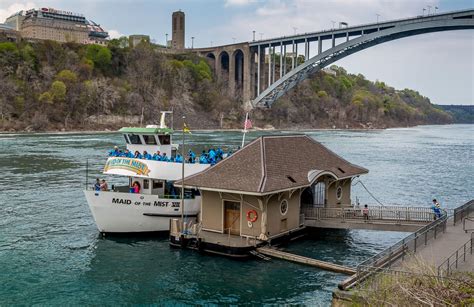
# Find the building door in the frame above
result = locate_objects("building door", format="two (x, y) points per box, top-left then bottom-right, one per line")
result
(224, 201), (240, 235)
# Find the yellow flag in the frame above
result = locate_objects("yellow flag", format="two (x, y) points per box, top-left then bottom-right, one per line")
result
(183, 123), (192, 134)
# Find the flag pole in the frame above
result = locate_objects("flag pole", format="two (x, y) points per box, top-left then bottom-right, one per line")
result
(181, 116), (185, 232)
(241, 112), (249, 148)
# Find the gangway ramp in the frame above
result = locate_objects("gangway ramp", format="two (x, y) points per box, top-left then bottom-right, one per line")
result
(256, 247), (356, 275)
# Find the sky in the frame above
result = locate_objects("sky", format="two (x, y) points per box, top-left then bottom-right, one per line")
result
(1, 0), (473, 105)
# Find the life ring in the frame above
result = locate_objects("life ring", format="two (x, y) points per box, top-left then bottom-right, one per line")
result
(246, 210), (258, 223)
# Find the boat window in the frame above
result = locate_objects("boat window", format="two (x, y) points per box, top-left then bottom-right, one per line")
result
(153, 181), (163, 189)
(143, 179), (149, 190)
(123, 134), (130, 144)
(158, 135), (171, 145)
(128, 134), (141, 144)
(143, 135), (157, 145)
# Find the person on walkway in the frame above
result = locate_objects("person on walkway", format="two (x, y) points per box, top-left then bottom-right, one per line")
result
(100, 179), (108, 191)
(362, 205), (369, 221)
(432, 199), (442, 219)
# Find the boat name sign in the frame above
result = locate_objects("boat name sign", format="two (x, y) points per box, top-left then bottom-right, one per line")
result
(111, 198), (180, 207)
(104, 157), (150, 176)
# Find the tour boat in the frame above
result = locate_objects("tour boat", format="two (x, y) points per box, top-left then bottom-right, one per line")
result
(83, 112), (211, 233)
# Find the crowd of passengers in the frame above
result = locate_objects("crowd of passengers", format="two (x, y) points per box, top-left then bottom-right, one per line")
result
(108, 146), (233, 165)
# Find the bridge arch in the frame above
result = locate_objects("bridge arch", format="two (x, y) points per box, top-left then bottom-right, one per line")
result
(218, 51), (230, 82)
(252, 17), (474, 108)
(233, 49), (245, 97)
(205, 52), (216, 73)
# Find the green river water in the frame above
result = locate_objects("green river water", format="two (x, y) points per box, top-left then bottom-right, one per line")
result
(0, 125), (472, 305)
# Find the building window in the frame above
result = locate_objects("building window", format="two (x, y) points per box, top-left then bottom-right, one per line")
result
(280, 199), (288, 216)
(336, 186), (343, 200)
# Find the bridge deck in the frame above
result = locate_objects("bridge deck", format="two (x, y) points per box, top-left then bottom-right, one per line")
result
(303, 206), (434, 232)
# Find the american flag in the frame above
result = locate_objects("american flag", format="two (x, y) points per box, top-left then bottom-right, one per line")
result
(244, 115), (252, 130)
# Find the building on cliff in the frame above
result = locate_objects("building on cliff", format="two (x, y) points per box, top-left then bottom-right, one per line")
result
(3, 8), (108, 45)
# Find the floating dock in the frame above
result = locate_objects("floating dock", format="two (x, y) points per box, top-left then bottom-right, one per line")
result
(256, 247), (356, 275)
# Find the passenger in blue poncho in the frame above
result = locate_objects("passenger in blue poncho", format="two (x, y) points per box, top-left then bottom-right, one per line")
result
(161, 153), (170, 162)
(121, 149), (133, 158)
(134, 151), (142, 159)
(143, 150), (152, 160)
(109, 146), (120, 157)
(208, 148), (216, 160)
(199, 154), (208, 164)
(188, 150), (196, 163)
(153, 151), (162, 161)
(175, 154), (183, 163)
(216, 147), (223, 160)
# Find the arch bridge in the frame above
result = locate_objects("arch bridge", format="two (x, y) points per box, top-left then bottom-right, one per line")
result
(191, 9), (474, 107)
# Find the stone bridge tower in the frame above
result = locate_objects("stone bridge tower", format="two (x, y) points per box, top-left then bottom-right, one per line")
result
(172, 11), (185, 50)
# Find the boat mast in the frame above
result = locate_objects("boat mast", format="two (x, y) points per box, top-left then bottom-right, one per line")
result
(181, 116), (185, 231)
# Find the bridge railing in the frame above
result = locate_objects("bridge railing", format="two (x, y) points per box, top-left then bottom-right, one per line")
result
(303, 206), (435, 223)
(453, 199), (474, 226)
(437, 232), (474, 277)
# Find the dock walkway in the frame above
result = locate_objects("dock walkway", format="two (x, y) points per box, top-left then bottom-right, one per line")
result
(303, 206), (435, 232)
(336, 199), (474, 291)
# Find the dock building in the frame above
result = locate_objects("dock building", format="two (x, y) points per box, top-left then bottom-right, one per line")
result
(3, 8), (108, 44)
(172, 135), (368, 255)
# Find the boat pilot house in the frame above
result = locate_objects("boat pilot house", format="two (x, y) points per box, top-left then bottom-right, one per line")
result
(176, 135), (368, 244)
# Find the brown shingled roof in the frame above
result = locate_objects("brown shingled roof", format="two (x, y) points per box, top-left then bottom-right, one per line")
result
(176, 135), (368, 195)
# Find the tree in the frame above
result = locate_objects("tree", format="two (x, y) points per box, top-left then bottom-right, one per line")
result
(56, 70), (78, 83)
(85, 44), (112, 71)
(50, 81), (67, 103)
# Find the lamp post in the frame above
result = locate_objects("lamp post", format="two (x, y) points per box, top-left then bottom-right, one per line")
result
(210, 41), (213, 47)
(191, 36), (194, 49)
(165, 33), (168, 48)
(293, 27), (298, 35)
(331, 20), (336, 29)
(259, 33), (264, 40)
(427, 5), (432, 15)
(376, 13), (380, 23)
(423, 8), (426, 16)
(435, 6), (439, 14)
(252, 30), (256, 41)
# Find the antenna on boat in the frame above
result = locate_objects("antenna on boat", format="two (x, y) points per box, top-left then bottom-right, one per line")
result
(85, 158), (89, 190)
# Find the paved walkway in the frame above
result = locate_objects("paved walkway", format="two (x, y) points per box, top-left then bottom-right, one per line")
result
(396, 213), (473, 273)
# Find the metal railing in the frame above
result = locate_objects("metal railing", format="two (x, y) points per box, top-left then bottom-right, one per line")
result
(304, 206), (435, 223)
(339, 212), (448, 290)
(454, 199), (474, 225)
(438, 232), (474, 276)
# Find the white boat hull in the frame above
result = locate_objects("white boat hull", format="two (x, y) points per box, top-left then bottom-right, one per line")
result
(84, 190), (200, 233)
